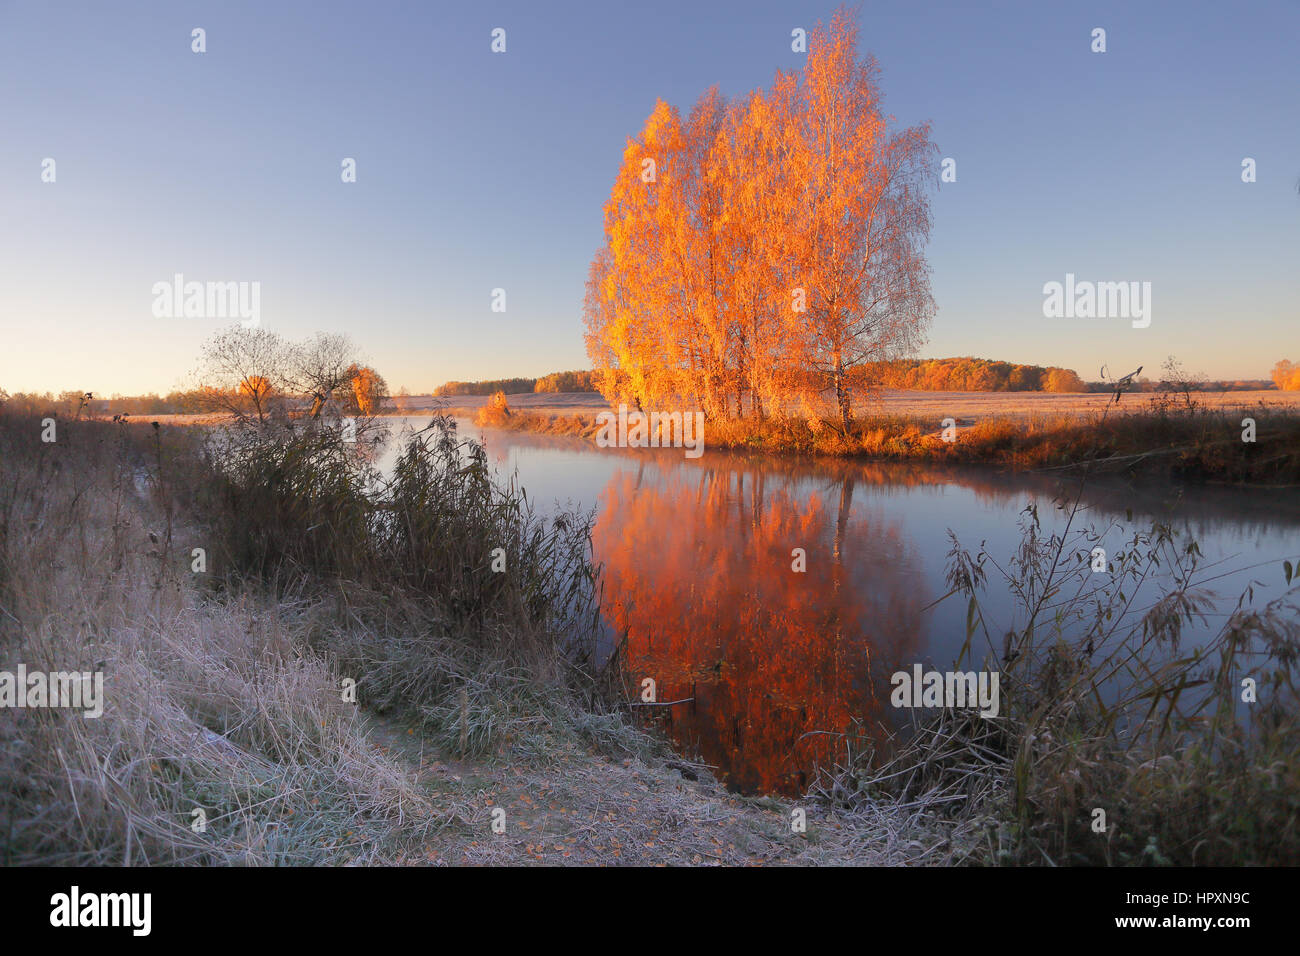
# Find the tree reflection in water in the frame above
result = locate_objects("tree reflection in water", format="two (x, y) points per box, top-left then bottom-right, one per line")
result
(594, 460), (930, 794)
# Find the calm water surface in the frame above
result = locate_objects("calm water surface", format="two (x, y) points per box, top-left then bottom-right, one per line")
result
(377, 416), (1299, 794)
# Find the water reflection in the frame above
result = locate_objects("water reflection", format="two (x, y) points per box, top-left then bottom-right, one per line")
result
(594, 462), (929, 794)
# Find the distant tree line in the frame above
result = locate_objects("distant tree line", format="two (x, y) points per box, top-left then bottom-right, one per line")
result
(1, 330), (389, 424)
(101, 391), (208, 414)
(433, 370), (600, 396)
(1085, 380), (1273, 394)
(0, 390), (101, 418)
(433, 377), (536, 397)
(852, 357), (1087, 392)
(533, 370), (599, 392)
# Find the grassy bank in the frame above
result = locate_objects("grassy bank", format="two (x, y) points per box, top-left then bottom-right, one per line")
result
(0, 411), (639, 864)
(475, 393), (1300, 485)
(0, 416), (453, 864)
(3, 409), (1296, 865)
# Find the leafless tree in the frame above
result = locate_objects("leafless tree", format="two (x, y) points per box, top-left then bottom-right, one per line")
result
(1156, 354), (1206, 412)
(291, 332), (362, 418)
(192, 326), (294, 425)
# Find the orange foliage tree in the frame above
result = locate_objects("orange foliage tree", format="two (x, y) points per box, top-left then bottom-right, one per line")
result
(238, 374), (274, 413)
(1042, 367), (1087, 393)
(193, 326), (292, 425)
(533, 370), (597, 393)
(1272, 360), (1300, 391)
(584, 8), (937, 428)
(348, 364), (388, 415)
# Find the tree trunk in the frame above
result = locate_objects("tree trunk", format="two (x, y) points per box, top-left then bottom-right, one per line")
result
(833, 354), (851, 430)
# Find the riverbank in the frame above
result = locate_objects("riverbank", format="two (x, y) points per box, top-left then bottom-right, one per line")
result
(472, 392), (1300, 485)
(4, 412), (1295, 866)
(0, 412), (961, 865)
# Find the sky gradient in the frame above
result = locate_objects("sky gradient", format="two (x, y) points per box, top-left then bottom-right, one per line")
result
(1, 0), (1297, 395)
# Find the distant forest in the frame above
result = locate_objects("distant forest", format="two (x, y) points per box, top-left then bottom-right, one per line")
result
(852, 357), (1086, 392)
(433, 370), (599, 396)
(431, 359), (1275, 399)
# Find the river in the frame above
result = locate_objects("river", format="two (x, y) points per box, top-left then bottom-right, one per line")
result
(375, 415), (1299, 794)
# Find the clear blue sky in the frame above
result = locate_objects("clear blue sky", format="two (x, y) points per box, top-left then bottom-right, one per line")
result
(1, 0), (1296, 395)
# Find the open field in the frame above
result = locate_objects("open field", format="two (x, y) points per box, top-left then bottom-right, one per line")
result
(411, 388), (1300, 421)
(855, 388), (1300, 421)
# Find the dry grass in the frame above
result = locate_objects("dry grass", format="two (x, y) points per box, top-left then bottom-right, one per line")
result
(703, 403), (1300, 484)
(0, 416), (460, 864)
(363, 713), (962, 866)
(820, 488), (1300, 865)
(474, 393), (592, 438)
